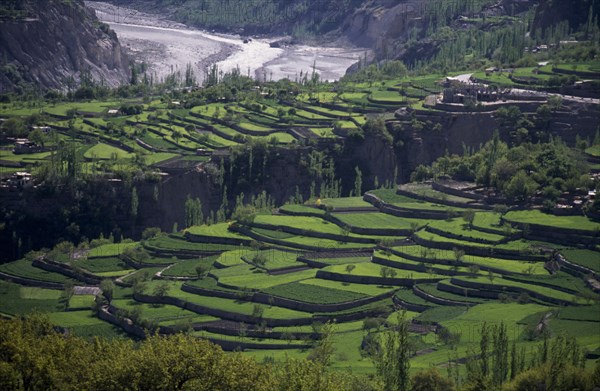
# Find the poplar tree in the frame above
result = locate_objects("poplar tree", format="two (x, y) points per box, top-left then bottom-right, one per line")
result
(374, 312), (411, 391)
(354, 166), (362, 197)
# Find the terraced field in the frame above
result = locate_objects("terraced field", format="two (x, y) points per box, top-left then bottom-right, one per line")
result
(2, 58), (600, 374)
(1, 180), (597, 374)
(3, 60), (596, 184)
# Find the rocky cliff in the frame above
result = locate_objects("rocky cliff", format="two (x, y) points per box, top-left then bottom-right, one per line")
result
(0, 0), (130, 92)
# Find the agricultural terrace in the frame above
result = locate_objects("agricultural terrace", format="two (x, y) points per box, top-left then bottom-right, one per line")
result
(2, 59), (598, 183)
(1, 60), (600, 376)
(0, 187), (598, 373)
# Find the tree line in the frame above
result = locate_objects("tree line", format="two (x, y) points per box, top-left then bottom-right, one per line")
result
(1, 314), (599, 390)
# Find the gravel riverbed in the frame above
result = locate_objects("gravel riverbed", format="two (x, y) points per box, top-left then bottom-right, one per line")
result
(87, 1), (366, 83)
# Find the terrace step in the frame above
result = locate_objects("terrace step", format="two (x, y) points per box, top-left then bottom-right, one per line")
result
(331, 207), (379, 213)
(392, 294), (433, 312)
(191, 320), (318, 340)
(289, 127), (318, 140)
(33, 257), (100, 285)
(408, 322), (437, 334)
(437, 280), (490, 300)
(413, 285), (477, 307)
(268, 266), (312, 275)
(0, 270), (64, 289)
(363, 193), (452, 220)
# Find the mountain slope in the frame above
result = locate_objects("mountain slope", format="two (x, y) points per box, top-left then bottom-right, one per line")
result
(0, 0), (130, 93)
(101, 0), (364, 35)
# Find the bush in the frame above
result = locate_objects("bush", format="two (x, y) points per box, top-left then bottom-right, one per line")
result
(141, 227), (161, 240)
(412, 367), (455, 391)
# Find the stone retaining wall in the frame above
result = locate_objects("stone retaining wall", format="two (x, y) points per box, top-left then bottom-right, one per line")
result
(387, 246), (520, 276)
(98, 307), (146, 338)
(412, 235), (548, 261)
(248, 222), (376, 244)
(133, 292), (313, 327)
(0, 271), (64, 289)
(554, 253), (597, 278)
(143, 243), (222, 258)
(296, 257), (329, 268)
(502, 274), (580, 295)
(134, 291), (392, 326)
(412, 285), (476, 307)
(33, 258), (100, 285)
(278, 207), (325, 218)
(189, 111), (279, 137)
(392, 295), (432, 312)
(503, 218), (600, 241)
(182, 282), (396, 313)
(120, 254), (170, 269)
(363, 193), (451, 220)
(201, 338), (311, 351)
(450, 278), (575, 306)
(230, 225), (373, 252)
(396, 187), (492, 210)
(315, 270), (441, 286)
(324, 214), (411, 236)
(424, 226), (508, 245)
(184, 231), (253, 246)
(431, 181), (483, 201)
(194, 323), (317, 341)
(437, 280), (499, 300)
(371, 254), (471, 277)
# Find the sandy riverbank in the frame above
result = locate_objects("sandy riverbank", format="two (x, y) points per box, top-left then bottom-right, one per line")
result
(86, 1), (366, 83)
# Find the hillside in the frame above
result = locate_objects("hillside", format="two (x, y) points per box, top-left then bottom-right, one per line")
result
(0, 0), (130, 93)
(0, 2), (598, 387)
(102, 0), (364, 35)
(0, 184), (598, 387)
(104, 0), (600, 72)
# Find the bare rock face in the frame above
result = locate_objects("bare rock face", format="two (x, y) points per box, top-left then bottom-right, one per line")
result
(342, 0), (424, 49)
(0, 0), (130, 92)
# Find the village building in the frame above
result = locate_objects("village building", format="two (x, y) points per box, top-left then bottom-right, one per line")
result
(13, 139), (41, 154)
(1, 172), (33, 189)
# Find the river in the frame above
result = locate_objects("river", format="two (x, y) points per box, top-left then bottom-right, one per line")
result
(86, 1), (367, 83)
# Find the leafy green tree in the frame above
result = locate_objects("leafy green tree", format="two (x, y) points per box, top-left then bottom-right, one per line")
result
(28, 127), (46, 148)
(504, 170), (537, 201)
(184, 195), (203, 228)
(412, 367), (455, 391)
(99, 279), (114, 301)
(141, 227), (161, 240)
(252, 253), (267, 268)
(462, 210), (475, 229)
(307, 321), (336, 367)
(373, 311), (411, 391)
(195, 264), (209, 279)
(152, 282), (170, 298)
(233, 204), (256, 225)
(492, 322), (509, 386)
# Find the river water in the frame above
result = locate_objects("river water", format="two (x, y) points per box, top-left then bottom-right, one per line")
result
(87, 1), (366, 83)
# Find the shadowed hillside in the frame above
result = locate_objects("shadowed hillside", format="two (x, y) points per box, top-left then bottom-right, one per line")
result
(0, 0), (130, 93)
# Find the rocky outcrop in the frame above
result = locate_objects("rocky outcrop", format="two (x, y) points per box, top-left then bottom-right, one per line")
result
(0, 0), (130, 92)
(341, 0), (423, 49)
